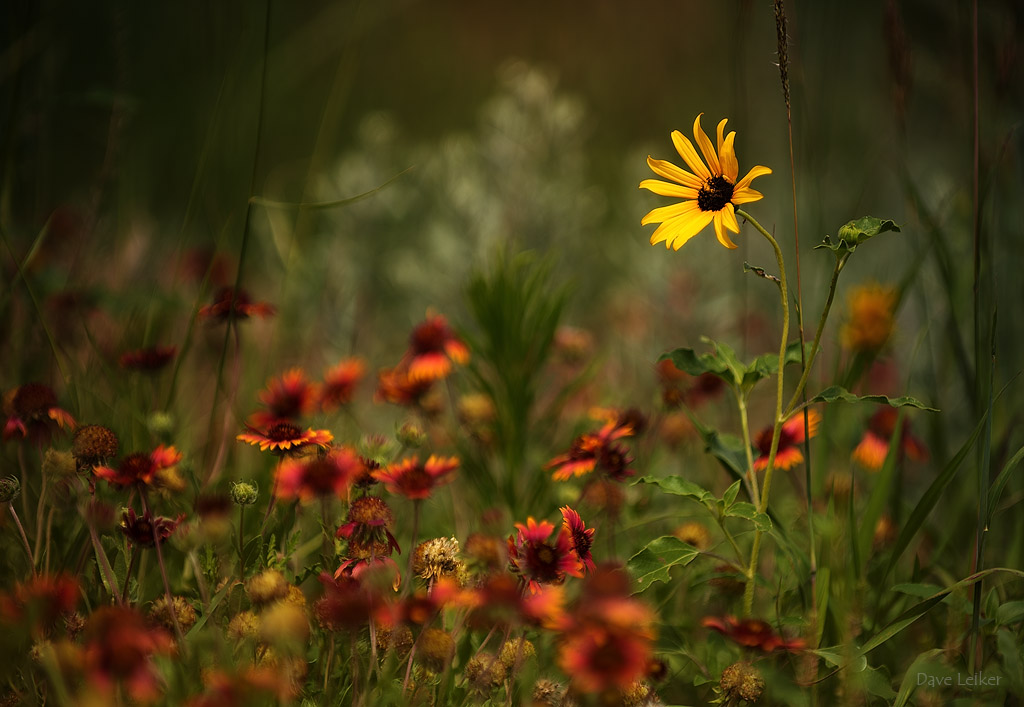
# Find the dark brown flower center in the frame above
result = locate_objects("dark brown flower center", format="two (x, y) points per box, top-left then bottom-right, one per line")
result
(697, 175), (735, 212)
(267, 422), (302, 442)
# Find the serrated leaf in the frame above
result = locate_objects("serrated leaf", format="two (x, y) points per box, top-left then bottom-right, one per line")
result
(723, 502), (772, 532)
(816, 216), (900, 253)
(805, 385), (937, 411)
(626, 536), (700, 593)
(634, 476), (715, 506)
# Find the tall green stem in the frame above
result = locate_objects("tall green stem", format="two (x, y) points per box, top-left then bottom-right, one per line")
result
(735, 209), (789, 616)
(735, 392), (761, 508)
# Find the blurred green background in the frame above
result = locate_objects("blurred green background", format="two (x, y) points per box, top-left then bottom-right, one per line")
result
(2, 0), (1023, 441)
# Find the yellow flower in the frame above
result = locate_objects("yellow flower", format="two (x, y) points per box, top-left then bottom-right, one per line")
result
(640, 114), (771, 250)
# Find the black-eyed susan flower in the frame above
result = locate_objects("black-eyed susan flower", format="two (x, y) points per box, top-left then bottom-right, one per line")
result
(852, 407), (928, 471)
(753, 409), (821, 472)
(236, 421), (333, 454)
(640, 114), (770, 250)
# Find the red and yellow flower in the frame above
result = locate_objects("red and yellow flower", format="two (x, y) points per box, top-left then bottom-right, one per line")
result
(404, 313), (469, 382)
(94, 445), (183, 487)
(560, 506), (595, 573)
(372, 455), (459, 500)
(753, 409), (821, 472)
(2, 383), (76, 441)
(852, 407), (928, 471)
(274, 447), (361, 502)
(701, 615), (805, 653)
(198, 287), (275, 322)
(250, 369), (318, 427)
(236, 421), (333, 454)
(546, 420), (635, 482)
(318, 358), (365, 412)
(508, 517), (582, 592)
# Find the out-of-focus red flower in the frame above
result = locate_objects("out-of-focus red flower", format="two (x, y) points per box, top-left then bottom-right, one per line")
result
(94, 445), (182, 487)
(198, 287), (275, 322)
(2, 383), (76, 442)
(0, 573), (80, 631)
(319, 358), (365, 412)
(336, 496), (401, 560)
(404, 313), (469, 383)
(508, 517), (582, 593)
(274, 447), (361, 502)
(119, 508), (184, 547)
(852, 407), (928, 471)
(236, 421), (333, 454)
(249, 369), (317, 427)
(702, 615), (805, 652)
(656, 360), (725, 409)
(314, 572), (393, 632)
(560, 506), (595, 573)
(557, 565), (656, 694)
(457, 571), (565, 631)
(753, 409), (821, 472)
(118, 345), (176, 372)
(373, 455), (459, 500)
(83, 606), (174, 702)
(546, 420), (634, 482)
(187, 666), (294, 707)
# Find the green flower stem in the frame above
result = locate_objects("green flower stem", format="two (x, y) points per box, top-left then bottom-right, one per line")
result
(140, 489), (185, 644)
(7, 503), (37, 578)
(715, 515), (746, 567)
(735, 208), (789, 616)
(783, 252), (849, 418)
(735, 391), (761, 508)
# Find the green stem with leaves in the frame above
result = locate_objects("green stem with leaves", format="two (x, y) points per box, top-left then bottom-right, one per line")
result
(735, 209), (789, 616)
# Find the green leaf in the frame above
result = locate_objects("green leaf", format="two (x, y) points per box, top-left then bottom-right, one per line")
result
(626, 536), (700, 593)
(804, 385), (937, 411)
(893, 650), (944, 707)
(811, 646), (867, 672)
(634, 476), (715, 507)
(995, 600), (1024, 626)
(185, 580), (232, 639)
(722, 480), (741, 509)
(987, 443), (1024, 523)
(816, 216), (901, 253)
(743, 341), (811, 390)
(723, 502), (772, 532)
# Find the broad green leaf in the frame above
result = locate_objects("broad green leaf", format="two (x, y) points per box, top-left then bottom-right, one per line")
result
(816, 216), (901, 253)
(811, 646), (868, 672)
(893, 650), (944, 707)
(634, 476), (715, 506)
(660, 347), (733, 384)
(723, 502), (772, 532)
(722, 480), (741, 509)
(995, 600), (1024, 626)
(745, 341), (812, 389)
(626, 536), (700, 593)
(805, 385), (937, 411)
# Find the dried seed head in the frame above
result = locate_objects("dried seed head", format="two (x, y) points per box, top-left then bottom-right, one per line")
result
(499, 637), (535, 670)
(464, 652), (507, 694)
(246, 570), (290, 607)
(72, 425), (119, 466)
(720, 662), (765, 703)
(227, 611), (261, 640)
(149, 596), (198, 633)
(347, 496), (394, 527)
(416, 628), (455, 672)
(531, 679), (565, 706)
(376, 624), (414, 656)
(774, 0), (791, 111)
(412, 537), (464, 582)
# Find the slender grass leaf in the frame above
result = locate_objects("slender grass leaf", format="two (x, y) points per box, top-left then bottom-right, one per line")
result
(987, 442), (1024, 522)
(893, 650), (944, 707)
(857, 410), (904, 562)
(627, 536), (700, 593)
(185, 579), (232, 639)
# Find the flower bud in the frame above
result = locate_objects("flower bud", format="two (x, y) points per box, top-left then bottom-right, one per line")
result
(0, 476), (21, 503)
(396, 421), (426, 448)
(230, 481), (259, 506)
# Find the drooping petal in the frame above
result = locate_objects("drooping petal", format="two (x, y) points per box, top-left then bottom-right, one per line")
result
(713, 212), (739, 249)
(668, 210), (715, 250)
(719, 132), (739, 183)
(715, 118), (728, 154)
(638, 178), (699, 199)
(645, 157), (704, 189)
(734, 164), (772, 191)
(645, 202), (702, 245)
(691, 114), (721, 176)
(720, 203), (740, 233)
(731, 187), (765, 205)
(671, 131), (712, 181)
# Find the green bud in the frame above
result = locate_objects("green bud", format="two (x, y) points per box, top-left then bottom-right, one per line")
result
(148, 411), (175, 441)
(0, 476), (21, 504)
(230, 481), (259, 506)
(396, 421), (426, 448)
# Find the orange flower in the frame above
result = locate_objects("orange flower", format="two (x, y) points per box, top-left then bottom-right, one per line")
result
(560, 506), (595, 573)
(508, 517), (582, 592)
(236, 421), (333, 454)
(842, 282), (896, 352)
(83, 607), (174, 702)
(274, 447), (361, 502)
(373, 455), (459, 500)
(752, 409), (821, 472)
(852, 407), (928, 471)
(319, 358), (365, 412)
(405, 314), (469, 382)
(118, 345), (176, 372)
(375, 366), (434, 407)
(94, 445), (183, 487)
(0, 573), (79, 630)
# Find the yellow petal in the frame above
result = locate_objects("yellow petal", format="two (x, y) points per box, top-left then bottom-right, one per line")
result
(647, 203), (700, 245)
(713, 212), (739, 249)
(715, 118), (728, 153)
(639, 178), (699, 199)
(692, 114), (722, 176)
(731, 187), (764, 205)
(721, 203), (740, 233)
(645, 156), (703, 189)
(735, 164), (772, 191)
(641, 199), (699, 226)
(719, 132), (739, 183)
(670, 131), (711, 181)
(655, 209), (714, 250)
